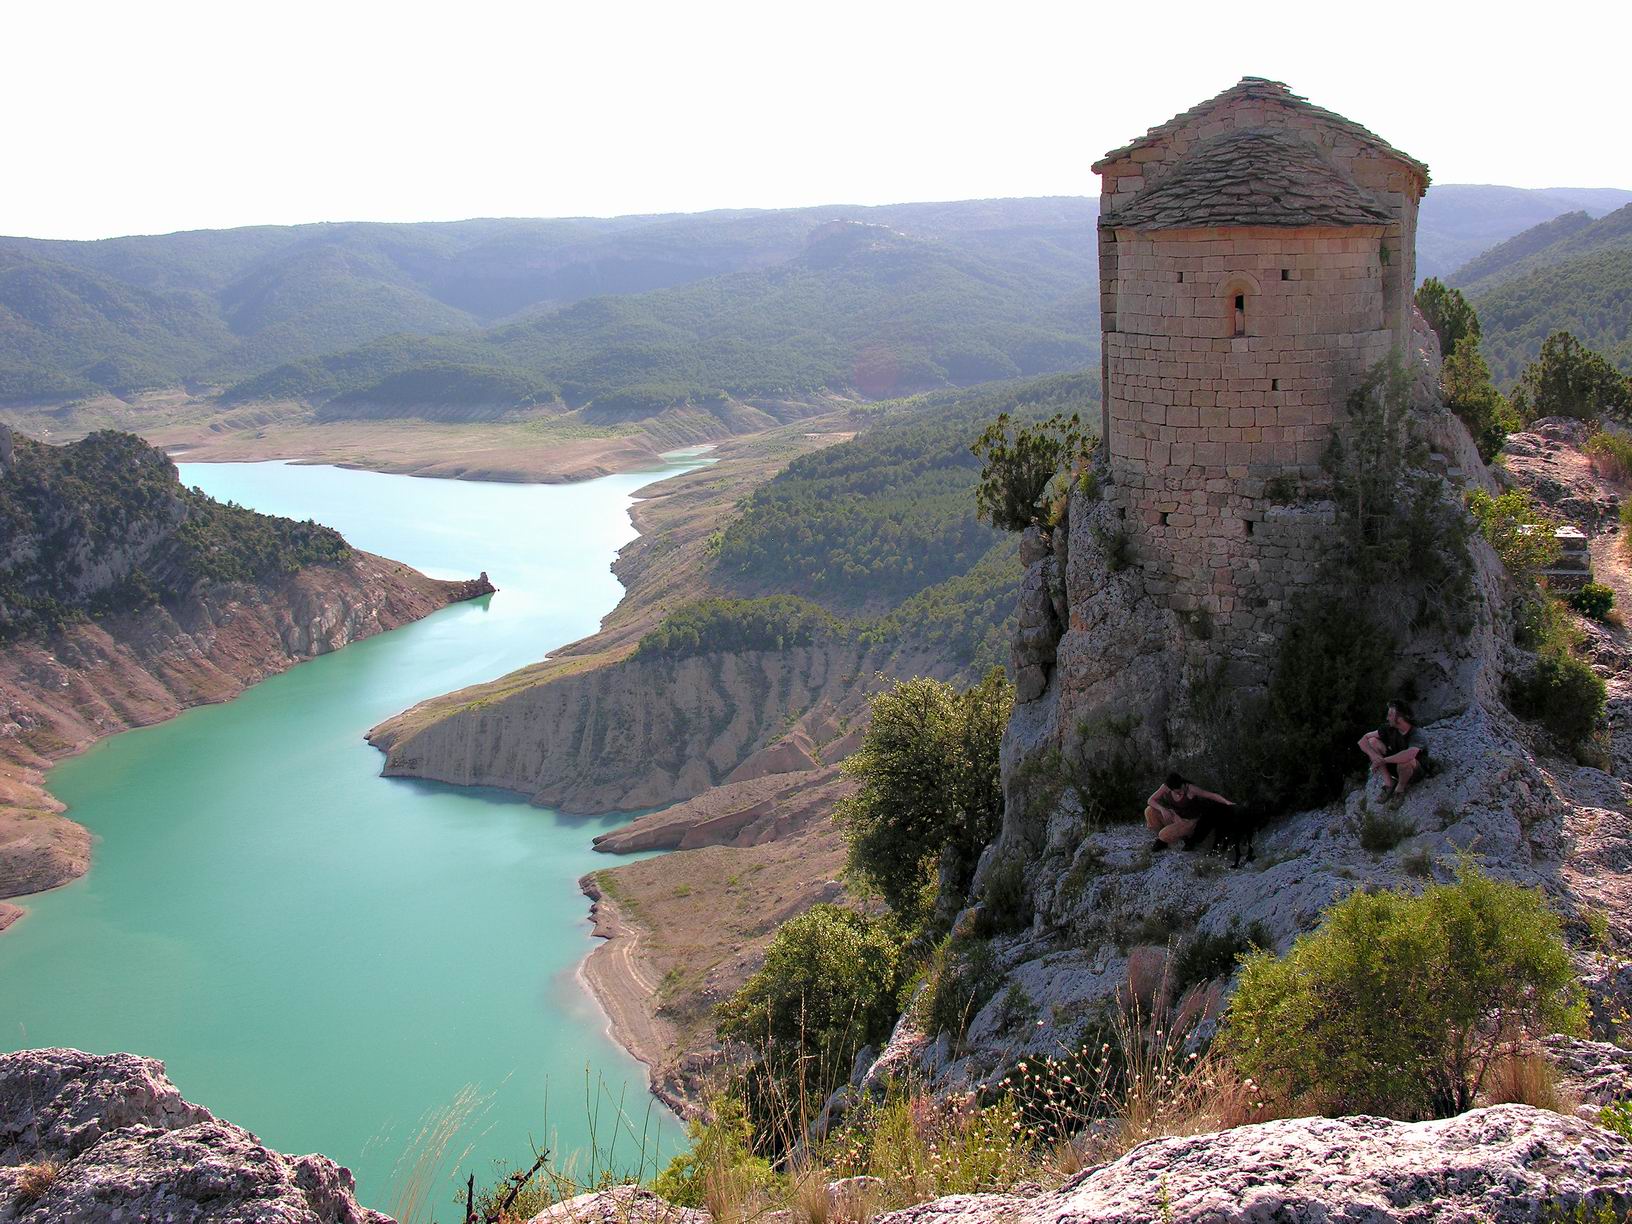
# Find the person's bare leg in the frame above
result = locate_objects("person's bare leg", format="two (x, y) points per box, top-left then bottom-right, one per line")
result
(1394, 755), (1419, 796)
(1360, 734), (1388, 774)
(1145, 805), (1166, 833)
(1159, 816), (1198, 846)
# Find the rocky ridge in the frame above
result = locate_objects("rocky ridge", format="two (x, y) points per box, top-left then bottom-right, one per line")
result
(0, 1047), (387, 1223)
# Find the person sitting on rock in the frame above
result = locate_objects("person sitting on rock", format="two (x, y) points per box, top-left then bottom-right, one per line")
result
(1358, 699), (1428, 798)
(1145, 772), (1234, 851)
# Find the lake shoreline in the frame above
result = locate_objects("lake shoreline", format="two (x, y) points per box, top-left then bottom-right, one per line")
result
(0, 553), (489, 924)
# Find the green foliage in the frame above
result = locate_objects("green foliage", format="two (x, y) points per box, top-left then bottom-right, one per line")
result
(977, 856), (1032, 935)
(1569, 582), (1616, 620)
(1472, 242), (1632, 386)
(1415, 278), (1481, 356)
(1169, 920), (1270, 1000)
(1250, 593), (1397, 811)
(1586, 428), (1632, 481)
(835, 671), (1012, 927)
(1509, 651), (1606, 750)
(715, 905), (908, 1117)
(0, 430), (348, 641)
(652, 1096), (776, 1209)
(1224, 864), (1585, 1118)
(1358, 806), (1415, 854)
(1441, 337), (1517, 460)
(922, 936), (1004, 1041)
(1322, 360), (1473, 630)
(1511, 332), (1632, 423)
(970, 411), (1088, 532)
(633, 596), (839, 660)
(1600, 1099), (1632, 1142)
(1467, 488), (1561, 584)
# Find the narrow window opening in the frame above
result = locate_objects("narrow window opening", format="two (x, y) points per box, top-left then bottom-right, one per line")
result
(1160, 512), (1170, 526)
(1281, 268), (1291, 281)
(1272, 378), (1280, 391)
(1177, 270), (1185, 283)
(1232, 293), (1246, 337)
(1245, 519), (1255, 536)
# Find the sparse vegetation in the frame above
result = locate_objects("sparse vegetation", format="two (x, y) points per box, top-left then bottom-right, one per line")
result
(634, 596), (839, 660)
(1224, 865), (1584, 1119)
(1569, 582), (1616, 620)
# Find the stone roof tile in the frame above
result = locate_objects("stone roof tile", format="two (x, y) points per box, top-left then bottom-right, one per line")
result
(1093, 77), (1429, 182)
(1102, 128), (1394, 231)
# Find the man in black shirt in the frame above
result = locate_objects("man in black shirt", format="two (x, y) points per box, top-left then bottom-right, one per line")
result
(1358, 699), (1428, 797)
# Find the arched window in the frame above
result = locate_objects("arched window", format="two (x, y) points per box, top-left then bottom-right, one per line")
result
(1219, 273), (1262, 339)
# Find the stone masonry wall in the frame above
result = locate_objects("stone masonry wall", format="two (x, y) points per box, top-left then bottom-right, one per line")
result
(1101, 225), (1391, 671)
(1097, 98), (1423, 340)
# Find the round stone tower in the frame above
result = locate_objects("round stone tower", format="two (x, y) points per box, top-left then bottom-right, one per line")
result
(1093, 77), (1428, 671)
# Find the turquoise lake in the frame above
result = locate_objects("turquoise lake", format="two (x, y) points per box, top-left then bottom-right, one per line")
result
(0, 456), (705, 1218)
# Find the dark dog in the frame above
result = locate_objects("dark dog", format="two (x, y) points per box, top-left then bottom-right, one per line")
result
(1182, 797), (1266, 867)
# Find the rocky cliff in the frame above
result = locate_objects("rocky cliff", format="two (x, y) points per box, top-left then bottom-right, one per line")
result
(848, 323), (1632, 1104)
(370, 641), (902, 813)
(0, 428), (494, 926)
(0, 1048), (388, 1222)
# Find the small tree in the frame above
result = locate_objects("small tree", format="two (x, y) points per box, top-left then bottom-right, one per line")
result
(1223, 865), (1584, 1119)
(1415, 278), (1481, 356)
(1467, 488), (1562, 585)
(1441, 336), (1517, 461)
(971, 412), (1088, 532)
(1511, 331), (1632, 423)
(835, 670), (1012, 927)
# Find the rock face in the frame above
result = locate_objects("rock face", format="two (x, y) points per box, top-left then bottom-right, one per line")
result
(370, 642), (927, 814)
(0, 1047), (388, 1223)
(0, 552), (487, 909)
(870, 1106), (1630, 1224)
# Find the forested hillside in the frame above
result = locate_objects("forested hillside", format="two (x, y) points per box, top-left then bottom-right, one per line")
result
(0, 201), (1097, 407)
(694, 372), (1099, 669)
(1416, 185), (1632, 281)
(0, 429), (349, 640)
(1453, 204), (1632, 382)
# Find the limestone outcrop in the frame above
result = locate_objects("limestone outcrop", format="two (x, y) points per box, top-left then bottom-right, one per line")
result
(0, 1047), (388, 1223)
(869, 1106), (1629, 1224)
(370, 642), (926, 814)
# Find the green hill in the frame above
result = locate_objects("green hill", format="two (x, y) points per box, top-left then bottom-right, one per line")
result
(0, 201), (1098, 408)
(0, 427), (349, 641)
(1450, 203), (1632, 383)
(1417, 185), (1632, 281)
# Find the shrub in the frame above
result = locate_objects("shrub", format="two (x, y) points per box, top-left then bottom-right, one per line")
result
(978, 856), (1032, 935)
(1442, 336), (1518, 461)
(922, 937), (1004, 1042)
(1416, 279), (1481, 356)
(971, 412), (1089, 532)
(835, 670), (1012, 927)
(1223, 865), (1584, 1119)
(1358, 806), (1414, 854)
(1169, 921), (1269, 1000)
(1509, 651), (1606, 749)
(653, 1097), (777, 1212)
(716, 905), (908, 1113)
(1600, 1099), (1632, 1142)
(1586, 430), (1632, 483)
(1569, 582), (1616, 620)
(1467, 488), (1561, 584)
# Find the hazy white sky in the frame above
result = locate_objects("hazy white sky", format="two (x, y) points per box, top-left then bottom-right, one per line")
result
(6, 0), (1628, 240)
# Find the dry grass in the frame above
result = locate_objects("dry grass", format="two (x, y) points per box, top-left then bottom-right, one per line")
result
(1481, 1048), (1577, 1115)
(15, 1159), (60, 1206)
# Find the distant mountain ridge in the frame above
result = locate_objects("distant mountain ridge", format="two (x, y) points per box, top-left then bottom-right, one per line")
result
(1450, 202), (1632, 383)
(1, 186), (1628, 416)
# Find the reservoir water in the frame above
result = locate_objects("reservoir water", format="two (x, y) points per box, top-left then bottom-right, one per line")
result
(0, 457), (704, 1217)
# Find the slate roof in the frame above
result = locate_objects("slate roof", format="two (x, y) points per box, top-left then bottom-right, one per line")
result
(1093, 77), (1430, 183)
(1102, 128), (1394, 230)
